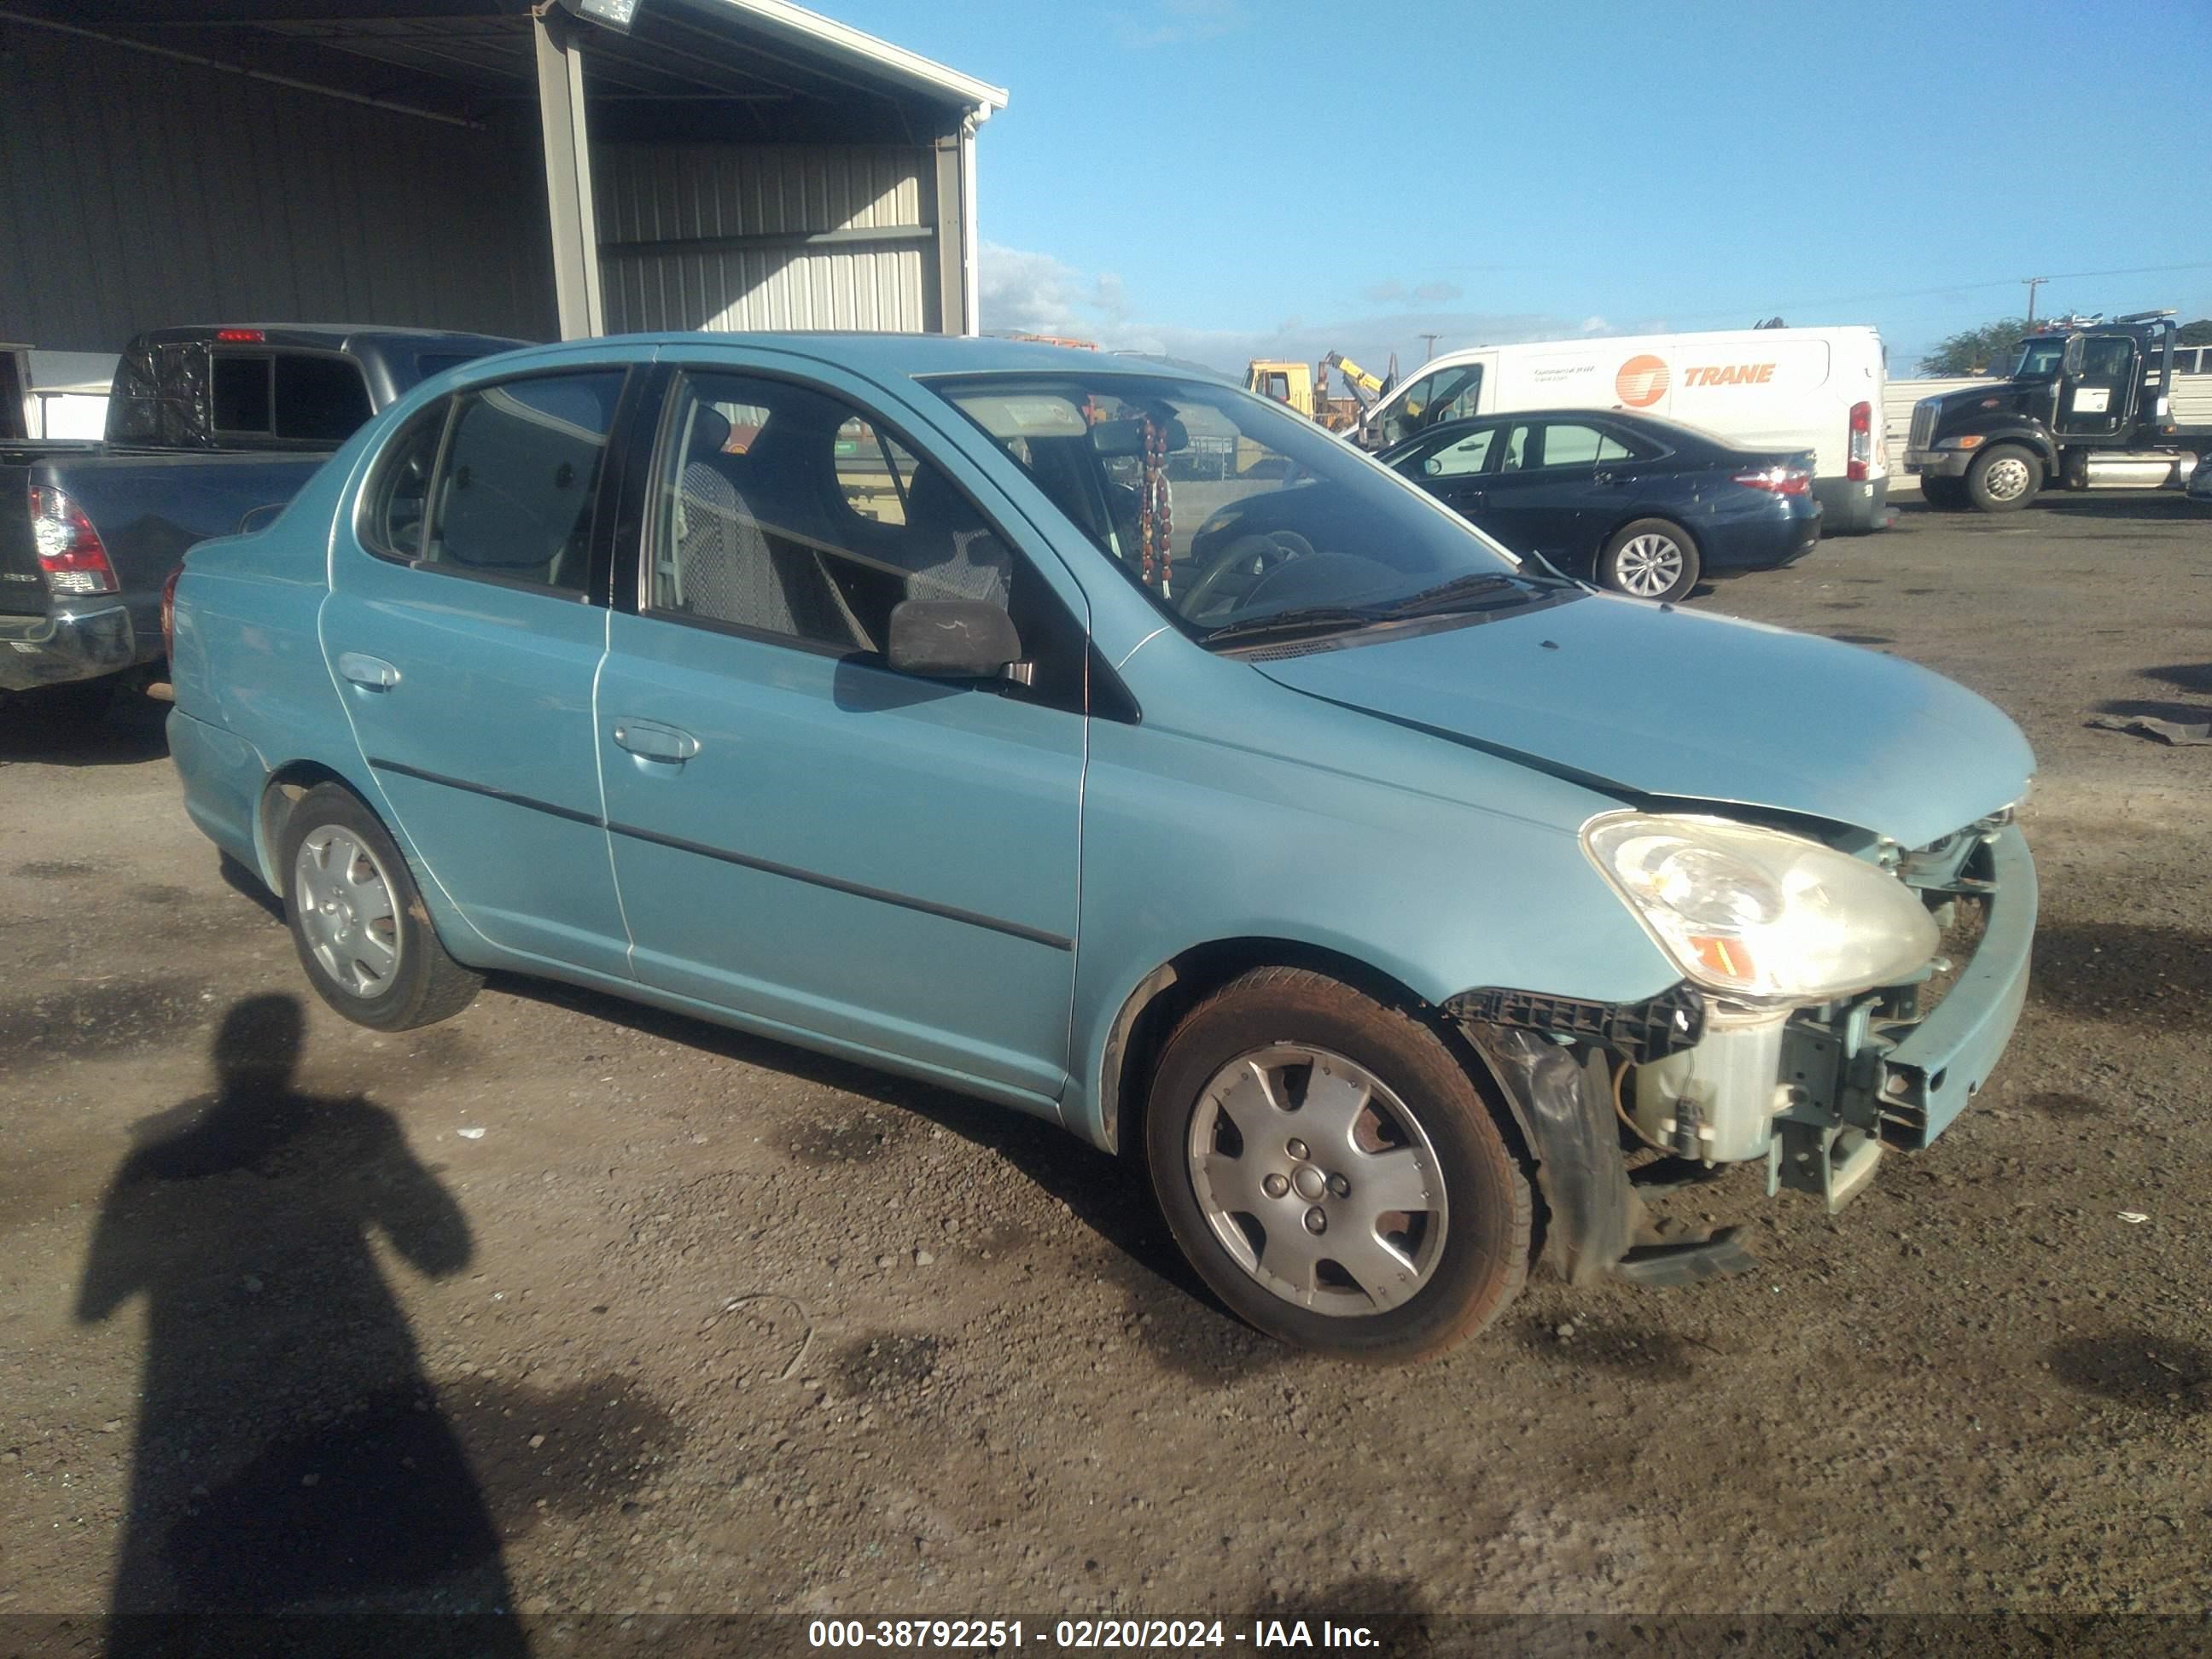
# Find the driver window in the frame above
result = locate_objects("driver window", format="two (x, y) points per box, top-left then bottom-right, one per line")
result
(2081, 339), (2133, 380)
(1423, 428), (1496, 477)
(422, 371), (624, 594)
(647, 371), (1086, 709)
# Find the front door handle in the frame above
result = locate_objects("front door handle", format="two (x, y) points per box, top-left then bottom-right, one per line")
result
(336, 652), (399, 690)
(612, 719), (700, 762)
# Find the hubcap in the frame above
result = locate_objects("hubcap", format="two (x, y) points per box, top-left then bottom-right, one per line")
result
(1186, 1045), (1449, 1317)
(1613, 533), (1685, 597)
(1983, 456), (2031, 501)
(293, 828), (403, 999)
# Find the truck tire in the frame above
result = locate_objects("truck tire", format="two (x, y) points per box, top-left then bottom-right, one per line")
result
(1919, 476), (1966, 510)
(1144, 967), (1531, 1362)
(278, 783), (483, 1031)
(1965, 444), (2040, 512)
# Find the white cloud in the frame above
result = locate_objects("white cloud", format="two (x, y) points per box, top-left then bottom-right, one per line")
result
(1114, 0), (1248, 49)
(979, 241), (1624, 376)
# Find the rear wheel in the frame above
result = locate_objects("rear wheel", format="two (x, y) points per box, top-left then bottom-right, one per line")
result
(1966, 444), (2040, 512)
(1597, 519), (1701, 602)
(278, 783), (481, 1031)
(1144, 968), (1531, 1362)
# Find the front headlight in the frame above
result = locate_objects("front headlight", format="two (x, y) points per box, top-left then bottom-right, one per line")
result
(1583, 812), (1939, 1004)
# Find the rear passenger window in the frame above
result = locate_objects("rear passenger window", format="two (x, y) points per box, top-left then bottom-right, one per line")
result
(419, 371), (624, 595)
(361, 400), (450, 561)
(273, 355), (373, 442)
(1536, 423), (1606, 468)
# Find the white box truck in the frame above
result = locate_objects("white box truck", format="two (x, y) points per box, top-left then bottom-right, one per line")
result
(1358, 326), (1891, 533)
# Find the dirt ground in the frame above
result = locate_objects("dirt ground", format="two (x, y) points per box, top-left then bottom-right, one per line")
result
(2, 493), (2209, 1630)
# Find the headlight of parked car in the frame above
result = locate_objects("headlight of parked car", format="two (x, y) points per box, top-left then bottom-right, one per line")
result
(1582, 812), (1939, 1004)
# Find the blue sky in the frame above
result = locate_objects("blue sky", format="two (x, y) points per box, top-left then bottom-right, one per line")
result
(831, 0), (2212, 375)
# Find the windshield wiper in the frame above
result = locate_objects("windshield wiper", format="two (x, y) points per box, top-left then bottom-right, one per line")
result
(1383, 570), (1560, 616)
(1199, 605), (1396, 647)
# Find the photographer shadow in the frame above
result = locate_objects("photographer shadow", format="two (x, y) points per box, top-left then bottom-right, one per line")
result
(76, 994), (525, 1646)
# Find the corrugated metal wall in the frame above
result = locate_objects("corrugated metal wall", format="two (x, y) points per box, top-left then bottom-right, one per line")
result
(594, 143), (934, 334)
(0, 26), (557, 352)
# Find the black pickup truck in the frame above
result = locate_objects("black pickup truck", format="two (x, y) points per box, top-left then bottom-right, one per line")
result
(0, 323), (523, 714)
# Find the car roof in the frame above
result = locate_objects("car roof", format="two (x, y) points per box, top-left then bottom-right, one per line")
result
(453, 330), (1208, 382)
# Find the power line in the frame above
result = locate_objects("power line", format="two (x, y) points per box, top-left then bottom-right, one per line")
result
(1661, 259), (2212, 324)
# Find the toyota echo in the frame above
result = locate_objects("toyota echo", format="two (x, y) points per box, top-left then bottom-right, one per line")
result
(165, 334), (2036, 1361)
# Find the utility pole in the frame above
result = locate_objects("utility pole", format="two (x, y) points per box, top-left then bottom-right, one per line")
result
(1417, 332), (1441, 363)
(2022, 276), (2048, 329)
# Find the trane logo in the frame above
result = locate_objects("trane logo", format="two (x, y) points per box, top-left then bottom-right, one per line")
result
(1613, 354), (1670, 408)
(1683, 363), (1777, 387)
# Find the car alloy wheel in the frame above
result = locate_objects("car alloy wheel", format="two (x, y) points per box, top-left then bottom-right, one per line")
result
(1610, 533), (1686, 598)
(292, 827), (404, 999)
(1186, 1044), (1449, 1315)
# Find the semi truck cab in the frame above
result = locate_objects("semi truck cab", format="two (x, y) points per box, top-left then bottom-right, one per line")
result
(1906, 311), (2206, 511)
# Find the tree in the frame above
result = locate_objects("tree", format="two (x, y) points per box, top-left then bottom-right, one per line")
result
(2180, 318), (2212, 346)
(1921, 317), (2034, 376)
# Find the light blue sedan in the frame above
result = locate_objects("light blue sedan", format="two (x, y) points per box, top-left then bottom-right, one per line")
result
(166, 334), (2037, 1360)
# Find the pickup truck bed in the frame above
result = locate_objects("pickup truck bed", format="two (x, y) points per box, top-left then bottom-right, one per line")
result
(0, 447), (325, 691)
(0, 324), (523, 702)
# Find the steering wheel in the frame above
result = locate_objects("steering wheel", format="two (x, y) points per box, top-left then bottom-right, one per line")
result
(1181, 529), (1317, 620)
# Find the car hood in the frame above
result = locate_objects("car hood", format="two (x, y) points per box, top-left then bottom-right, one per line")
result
(1250, 594), (2034, 847)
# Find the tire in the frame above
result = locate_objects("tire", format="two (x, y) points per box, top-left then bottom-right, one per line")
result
(1919, 476), (1967, 510)
(1596, 518), (1702, 602)
(1965, 443), (2040, 512)
(278, 783), (481, 1032)
(1144, 967), (1532, 1363)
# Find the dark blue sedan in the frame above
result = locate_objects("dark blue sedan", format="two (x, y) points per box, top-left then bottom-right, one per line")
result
(1378, 409), (1822, 602)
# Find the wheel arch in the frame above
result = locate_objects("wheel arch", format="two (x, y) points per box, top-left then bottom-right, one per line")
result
(1093, 936), (1494, 1161)
(255, 760), (376, 894)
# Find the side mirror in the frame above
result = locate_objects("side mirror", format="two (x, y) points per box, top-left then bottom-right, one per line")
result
(2061, 335), (2086, 377)
(887, 598), (1024, 680)
(1423, 456), (1444, 476)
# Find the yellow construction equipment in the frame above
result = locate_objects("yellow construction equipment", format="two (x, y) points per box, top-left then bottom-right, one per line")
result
(1245, 358), (1367, 432)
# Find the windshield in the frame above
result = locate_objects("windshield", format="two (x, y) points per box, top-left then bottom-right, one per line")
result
(2011, 339), (2065, 380)
(929, 373), (1540, 644)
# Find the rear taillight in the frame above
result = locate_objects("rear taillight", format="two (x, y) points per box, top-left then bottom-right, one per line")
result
(29, 485), (118, 595)
(1848, 400), (1872, 481)
(160, 564), (183, 660)
(1732, 466), (1812, 496)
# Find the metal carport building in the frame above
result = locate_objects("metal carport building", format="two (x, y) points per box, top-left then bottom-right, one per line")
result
(0, 0), (1006, 352)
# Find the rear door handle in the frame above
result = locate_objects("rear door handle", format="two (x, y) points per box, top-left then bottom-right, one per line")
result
(336, 652), (399, 690)
(612, 719), (700, 762)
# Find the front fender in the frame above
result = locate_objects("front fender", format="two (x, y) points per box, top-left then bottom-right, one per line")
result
(1061, 703), (1678, 1151)
(1947, 416), (2058, 465)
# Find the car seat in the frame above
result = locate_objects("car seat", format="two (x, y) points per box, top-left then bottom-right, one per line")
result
(895, 465), (1012, 608)
(670, 405), (867, 649)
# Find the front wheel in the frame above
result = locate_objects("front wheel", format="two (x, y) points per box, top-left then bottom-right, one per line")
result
(1919, 475), (1967, 510)
(1597, 519), (1702, 602)
(1966, 443), (2040, 512)
(279, 783), (482, 1031)
(1144, 968), (1531, 1362)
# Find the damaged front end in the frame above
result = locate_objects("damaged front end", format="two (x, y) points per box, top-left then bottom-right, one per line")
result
(1445, 806), (2036, 1287)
